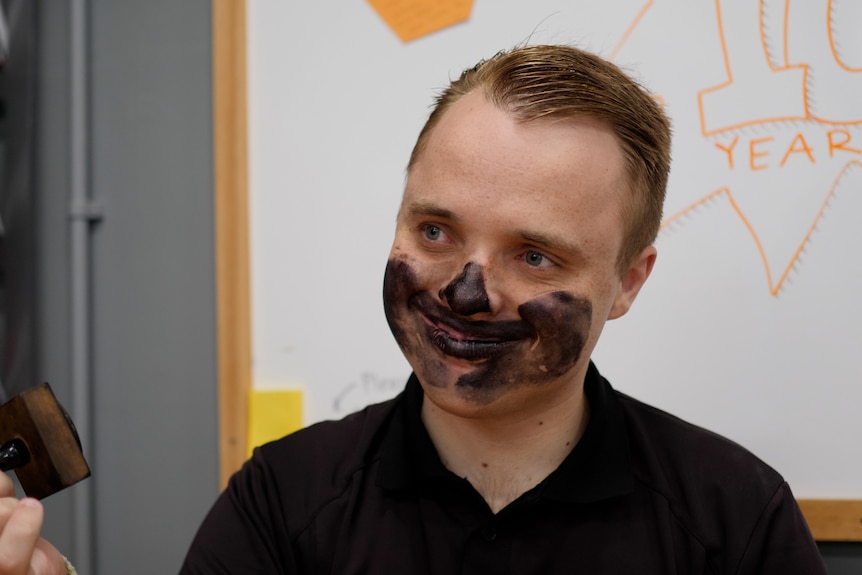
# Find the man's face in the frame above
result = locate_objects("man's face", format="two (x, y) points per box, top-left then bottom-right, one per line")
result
(384, 90), (654, 418)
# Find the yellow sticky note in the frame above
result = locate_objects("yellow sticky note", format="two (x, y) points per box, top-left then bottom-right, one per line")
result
(367, 0), (473, 43)
(247, 389), (304, 457)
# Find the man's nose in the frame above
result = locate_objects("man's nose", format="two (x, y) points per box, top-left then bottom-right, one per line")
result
(439, 262), (491, 316)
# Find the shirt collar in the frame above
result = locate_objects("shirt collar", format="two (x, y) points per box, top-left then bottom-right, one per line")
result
(375, 372), (449, 490)
(540, 361), (635, 503)
(376, 362), (634, 504)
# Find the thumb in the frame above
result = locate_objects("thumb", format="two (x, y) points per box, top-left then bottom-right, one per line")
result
(0, 498), (66, 575)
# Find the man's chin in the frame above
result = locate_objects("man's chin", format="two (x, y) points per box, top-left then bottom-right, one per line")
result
(417, 370), (512, 412)
(413, 353), (481, 389)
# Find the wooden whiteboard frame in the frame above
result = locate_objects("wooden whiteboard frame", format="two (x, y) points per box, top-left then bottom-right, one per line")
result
(212, 0), (862, 541)
(213, 0), (250, 490)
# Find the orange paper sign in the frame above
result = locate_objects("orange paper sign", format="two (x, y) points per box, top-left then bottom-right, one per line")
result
(368, 0), (473, 43)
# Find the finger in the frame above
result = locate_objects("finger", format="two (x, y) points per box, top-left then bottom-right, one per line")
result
(0, 498), (17, 532)
(30, 539), (67, 575)
(0, 474), (13, 498)
(0, 498), (44, 575)
(0, 500), (65, 575)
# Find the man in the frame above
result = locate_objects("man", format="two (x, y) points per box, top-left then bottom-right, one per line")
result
(179, 44), (825, 573)
(0, 43), (825, 574)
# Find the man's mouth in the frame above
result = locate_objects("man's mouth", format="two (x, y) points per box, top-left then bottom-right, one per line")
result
(427, 321), (517, 360)
(411, 293), (534, 361)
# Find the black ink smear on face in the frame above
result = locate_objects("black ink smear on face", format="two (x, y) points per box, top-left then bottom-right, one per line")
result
(454, 291), (592, 403)
(384, 258), (455, 387)
(439, 262), (491, 316)
(382, 258), (415, 353)
(383, 257), (593, 405)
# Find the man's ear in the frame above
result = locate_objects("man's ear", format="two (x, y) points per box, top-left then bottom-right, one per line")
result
(608, 245), (657, 320)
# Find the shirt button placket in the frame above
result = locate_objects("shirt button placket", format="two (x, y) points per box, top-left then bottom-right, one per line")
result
(481, 524), (497, 542)
(462, 522), (508, 574)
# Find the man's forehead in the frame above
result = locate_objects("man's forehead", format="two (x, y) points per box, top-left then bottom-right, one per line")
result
(398, 87), (629, 262)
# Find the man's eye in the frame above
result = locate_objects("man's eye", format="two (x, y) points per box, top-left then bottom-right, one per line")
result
(524, 250), (550, 267)
(423, 225), (445, 241)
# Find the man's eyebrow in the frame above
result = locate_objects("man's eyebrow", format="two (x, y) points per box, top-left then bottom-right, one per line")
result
(404, 201), (460, 222)
(518, 229), (583, 258)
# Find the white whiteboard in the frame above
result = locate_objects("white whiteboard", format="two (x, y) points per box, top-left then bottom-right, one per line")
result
(248, 0), (862, 499)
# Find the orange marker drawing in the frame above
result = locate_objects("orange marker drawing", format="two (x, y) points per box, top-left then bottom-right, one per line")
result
(660, 160), (860, 296)
(800, 0), (862, 124)
(610, 1), (654, 60)
(699, 0), (861, 133)
(698, 0), (808, 136)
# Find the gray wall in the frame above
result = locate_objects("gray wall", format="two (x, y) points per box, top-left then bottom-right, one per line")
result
(35, 1), (218, 573)
(21, 1), (862, 574)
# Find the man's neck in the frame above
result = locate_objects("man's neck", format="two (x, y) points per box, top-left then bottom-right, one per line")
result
(420, 380), (590, 514)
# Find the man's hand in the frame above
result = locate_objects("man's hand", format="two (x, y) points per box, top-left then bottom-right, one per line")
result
(0, 473), (66, 575)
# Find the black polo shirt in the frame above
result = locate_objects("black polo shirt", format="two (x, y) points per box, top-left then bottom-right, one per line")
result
(181, 363), (826, 574)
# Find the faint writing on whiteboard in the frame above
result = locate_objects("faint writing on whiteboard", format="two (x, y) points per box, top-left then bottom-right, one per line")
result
(332, 372), (405, 415)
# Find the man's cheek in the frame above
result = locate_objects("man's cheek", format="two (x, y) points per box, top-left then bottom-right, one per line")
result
(382, 259), (418, 347)
(518, 291), (593, 375)
(382, 258), (440, 348)
(383, 258), (418, 309)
